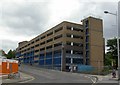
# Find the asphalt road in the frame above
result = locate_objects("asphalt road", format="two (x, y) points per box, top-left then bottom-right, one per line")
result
(19, 64), (93, 83)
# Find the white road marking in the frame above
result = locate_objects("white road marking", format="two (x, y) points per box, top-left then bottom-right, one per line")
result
(19, 76), (35, 83)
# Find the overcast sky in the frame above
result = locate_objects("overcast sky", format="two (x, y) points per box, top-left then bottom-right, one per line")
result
(0, 0), (120, 53)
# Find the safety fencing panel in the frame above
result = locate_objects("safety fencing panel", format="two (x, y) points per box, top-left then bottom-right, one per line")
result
(0, 59), (18, 75)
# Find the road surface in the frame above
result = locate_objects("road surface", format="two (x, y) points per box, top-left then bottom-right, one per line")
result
(19, 64), (93, 83)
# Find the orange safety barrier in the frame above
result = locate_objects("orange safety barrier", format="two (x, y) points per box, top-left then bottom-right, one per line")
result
(11, 61), (18, 73)
(0, 59), (18, 75)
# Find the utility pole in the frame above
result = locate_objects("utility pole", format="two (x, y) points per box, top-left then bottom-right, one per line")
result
(104, 1), (120, 80)
(118, 1), (120, 80)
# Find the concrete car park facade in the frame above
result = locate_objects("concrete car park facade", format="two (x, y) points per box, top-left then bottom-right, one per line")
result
(16, 16), (104, 71)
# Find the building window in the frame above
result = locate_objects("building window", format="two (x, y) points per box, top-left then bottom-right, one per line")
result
(73, 58), (83, 64)
(73, 42), (80, 46)
(54, 34), (62, 40)
(41, 36), (46, 39)
(66, 26), (71, 30)
(46, 59), (52, 65)
(46, 45), (52, 49)
(39, 60), (44, 65)
(80, 29), (83, 32)
(27, 48), (30, 51)
(53, 57), (61, 64)
(73, 35), (80, 38)
(40, 47), (45, 51)
(86, 43), (89, 50)
(47, 32), (53, 36)
(66, 34), (71, 38)
(35, 39), (40, 42)
(86, 51), (89, 58)
(66, 58), (71, 63)
(86, 59), (90, 65)
(85, 20), (89, 28)
(34, 60), (39, 63)
(40, 54), (45, 60)
(55, 27), (63, 33)
(66, 50), (71, 54)
(81, 36), (83, 39)
(73, 50), (83, 55)
(35, 44), (39, 47)
(35, 50), (39, 53)
(66, 41), (71, 45)
(24, 45), (27, 48)
(54, 42), (62, 47)
(28, 43), (30, 46)
(46, 38), (53, 43)
(54, 50), (61, 58)
(86, 29), (89, 35)
(34, 55), (39, 58)
(73, 27), (81, 31)
(31, 46), (34, 49)
(31, 41), (34, 44)
(24, 49), (26, 52)
(40, 41), (45, 45)
(46, 52), (52, 59)
(86, 36), (89, 42)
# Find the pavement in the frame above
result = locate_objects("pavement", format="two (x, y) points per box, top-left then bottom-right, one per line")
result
(94, 71), (119, 83)
(1, 72), (34, 83)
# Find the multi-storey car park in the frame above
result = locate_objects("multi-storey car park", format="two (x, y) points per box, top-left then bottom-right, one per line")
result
(16, 16), (104, 71)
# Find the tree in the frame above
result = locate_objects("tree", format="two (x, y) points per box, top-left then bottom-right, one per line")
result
(105, 38), (120, 69)
(6, 50), (16, 59)
(104, 52), (112, 66)
(0, 49), (7, 57)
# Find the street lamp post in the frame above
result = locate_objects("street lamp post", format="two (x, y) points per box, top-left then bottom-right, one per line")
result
(104, 10), (120, 80)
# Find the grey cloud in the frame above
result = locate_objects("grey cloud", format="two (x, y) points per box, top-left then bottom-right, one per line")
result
(68, 2), (117, 39)
(1, 2), (50, 36)
(0, 1), (118, 53)
(99, 2), (117, 39)
(0, 39), (18, 53)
